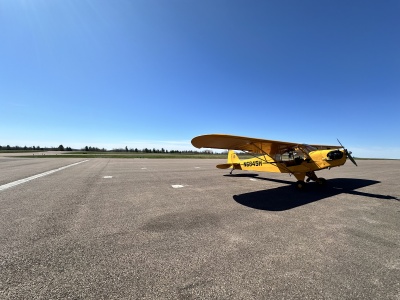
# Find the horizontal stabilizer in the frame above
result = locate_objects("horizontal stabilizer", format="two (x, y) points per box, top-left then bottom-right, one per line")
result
(216, 163), (241, 170)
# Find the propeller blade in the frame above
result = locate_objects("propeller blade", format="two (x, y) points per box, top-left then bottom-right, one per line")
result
(337, 138), (344, 149)
(336, 138), (357, 166)
(347, 151), (358, 166)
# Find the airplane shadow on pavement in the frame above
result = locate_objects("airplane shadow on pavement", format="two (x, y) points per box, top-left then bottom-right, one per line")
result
(227, 174), (398, 211)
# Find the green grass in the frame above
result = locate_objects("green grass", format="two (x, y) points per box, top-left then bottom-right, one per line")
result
(0, 150), (43, 153)
(16, 152), (229, 159)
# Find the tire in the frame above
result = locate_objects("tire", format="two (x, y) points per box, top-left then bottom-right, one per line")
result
(296, 180), (305, 190)
(316, 178), (326, 186)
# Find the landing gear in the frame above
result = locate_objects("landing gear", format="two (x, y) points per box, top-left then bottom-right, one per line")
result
(316, 177), (326, 186)
(296, 180), (306, 190)
(306, 171), (318, 182)
(294, 171), (327, 190)
(306, 171), (326, 186)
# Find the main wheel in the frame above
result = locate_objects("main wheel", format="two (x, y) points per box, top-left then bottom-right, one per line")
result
(296, 180), (306, 190)
(316, 178), (326, 186)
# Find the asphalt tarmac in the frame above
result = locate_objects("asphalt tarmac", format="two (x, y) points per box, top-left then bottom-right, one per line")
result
(0, 156), (399, 299)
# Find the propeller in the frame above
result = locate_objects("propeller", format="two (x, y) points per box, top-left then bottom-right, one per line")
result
(337, 139), (357, 166)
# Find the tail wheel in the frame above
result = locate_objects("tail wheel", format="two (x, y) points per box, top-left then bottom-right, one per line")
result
(316, 178), (326, 186)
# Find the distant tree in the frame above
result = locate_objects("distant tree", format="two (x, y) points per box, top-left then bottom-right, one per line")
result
(58, 145), (65, 151)
(85, 146), (89, 151)
(125, 146), (128, 152)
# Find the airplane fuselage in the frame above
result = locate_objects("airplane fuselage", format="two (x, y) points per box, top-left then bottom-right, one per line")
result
(233, 149), (347, 181)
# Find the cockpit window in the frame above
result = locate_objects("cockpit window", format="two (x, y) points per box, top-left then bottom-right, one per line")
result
(300, 144), (317, 154)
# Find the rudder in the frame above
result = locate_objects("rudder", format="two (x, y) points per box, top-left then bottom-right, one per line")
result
(227, 150), (240, 164)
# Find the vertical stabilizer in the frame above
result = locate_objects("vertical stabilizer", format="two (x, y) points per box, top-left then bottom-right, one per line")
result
(227, 150), (240, 164)
(217, 150), (242, 171)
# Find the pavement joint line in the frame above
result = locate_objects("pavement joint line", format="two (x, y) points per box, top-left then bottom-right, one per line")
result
(0, 160), (89, 192)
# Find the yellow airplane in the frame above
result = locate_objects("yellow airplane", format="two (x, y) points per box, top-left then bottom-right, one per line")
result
(191, 134), (357, 190)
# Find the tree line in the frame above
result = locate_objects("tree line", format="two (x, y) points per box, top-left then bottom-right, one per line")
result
(0, 145), (216, 154)
(0, 145), (72, 151)
(86, 146), (215, 154)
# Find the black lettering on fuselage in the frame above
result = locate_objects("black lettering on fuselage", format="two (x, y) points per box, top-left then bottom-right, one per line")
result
(243, 161), (263, 167)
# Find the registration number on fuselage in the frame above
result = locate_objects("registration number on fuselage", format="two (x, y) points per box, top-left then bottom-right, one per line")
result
(243, 161), (263, 167)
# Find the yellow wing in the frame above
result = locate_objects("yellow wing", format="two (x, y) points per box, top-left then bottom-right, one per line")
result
(191, 134), (340, 156)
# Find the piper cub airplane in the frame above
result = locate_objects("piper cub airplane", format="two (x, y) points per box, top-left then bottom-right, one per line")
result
(191, 134), (357, 190)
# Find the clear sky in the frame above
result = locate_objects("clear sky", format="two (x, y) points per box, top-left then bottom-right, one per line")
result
(1, 0), (399, 158)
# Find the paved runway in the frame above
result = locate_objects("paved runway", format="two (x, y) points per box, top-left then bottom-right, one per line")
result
(0, 156), (399, 299)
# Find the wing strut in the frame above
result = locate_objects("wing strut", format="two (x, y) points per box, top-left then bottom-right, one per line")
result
(242, 142), (295, 175)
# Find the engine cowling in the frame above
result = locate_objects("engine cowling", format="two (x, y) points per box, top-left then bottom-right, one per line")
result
(327, 150), (344, 160)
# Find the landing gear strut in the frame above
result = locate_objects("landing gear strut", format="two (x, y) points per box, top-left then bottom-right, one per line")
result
(306, 171), (326, 186)
(294, 172), (326, 190)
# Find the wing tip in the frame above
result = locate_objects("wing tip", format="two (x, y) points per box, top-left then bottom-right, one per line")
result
(191, 134), (223, 149)
(191, 135), (204, 148)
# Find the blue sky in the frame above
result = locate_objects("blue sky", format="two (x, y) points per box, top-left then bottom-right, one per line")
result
(1, 0), (399, 158)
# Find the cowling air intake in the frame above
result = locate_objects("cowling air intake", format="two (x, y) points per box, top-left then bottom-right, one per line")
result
(327, 150), (344, 160)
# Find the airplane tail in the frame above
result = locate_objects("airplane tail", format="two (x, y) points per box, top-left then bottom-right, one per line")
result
(216, 150), (242, 170)
(227, 150), (240, 164)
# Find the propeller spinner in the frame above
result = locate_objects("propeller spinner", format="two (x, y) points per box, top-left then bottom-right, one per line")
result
(337, 139), (357, 166)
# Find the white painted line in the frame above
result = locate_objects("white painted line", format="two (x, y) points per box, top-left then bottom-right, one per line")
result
(141, 167), (147, 170)
(171, 185), (184, 189)
(194, 167), (200, 169)
(249, 178), (258, 181)
(0, 160), (89, 192)
(103, 176), (113, 179)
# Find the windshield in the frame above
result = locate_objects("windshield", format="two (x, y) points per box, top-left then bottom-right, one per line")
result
(300, 144), (317, 154)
